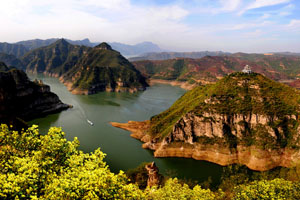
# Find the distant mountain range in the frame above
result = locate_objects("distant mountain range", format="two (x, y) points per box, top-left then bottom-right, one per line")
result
(110, 42), (163, 57)
(16, 38), (97, 50)
(132, 53), (300, 88)
(1, 38), (300, 92)
(129, 51), (231, 61)
(0, 42), (28, 58)
(1, 38), (163, 57)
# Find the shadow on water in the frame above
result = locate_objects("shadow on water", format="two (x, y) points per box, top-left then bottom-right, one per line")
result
(76, 93), (122, 107)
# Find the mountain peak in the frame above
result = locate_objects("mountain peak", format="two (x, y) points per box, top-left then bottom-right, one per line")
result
(54, 38), (69, 46)
(95, 42), (112, 50)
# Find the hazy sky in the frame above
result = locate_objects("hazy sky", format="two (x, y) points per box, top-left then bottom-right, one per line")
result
(0, 0), (299, 52)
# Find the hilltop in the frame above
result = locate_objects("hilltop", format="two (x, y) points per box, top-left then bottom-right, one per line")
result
(112, 72), (300, 171)
(60, 42), (148, 94)
(22, 39), (90, 77)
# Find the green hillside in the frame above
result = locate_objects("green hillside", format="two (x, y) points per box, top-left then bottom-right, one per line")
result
(62, 42), (148, 94)
(150, 72), (300, 147)
(0, 42), (28, 58)
(22, 39), (90, 76)
(0, 53), (24, 70)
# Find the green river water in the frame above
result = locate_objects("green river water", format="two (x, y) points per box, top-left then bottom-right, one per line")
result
(28, 74), (223, 184)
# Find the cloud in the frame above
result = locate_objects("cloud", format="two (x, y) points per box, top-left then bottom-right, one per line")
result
(0, 0), (299, 52)
(246, 0), (290, 10)
(260, 13), (271, 19)
(239, 0), (290, 15)
(0, 0), (189, 44)
(218, 0), (241, 12)
(288, 19), (300, 28)
(225, 21), (273, 30)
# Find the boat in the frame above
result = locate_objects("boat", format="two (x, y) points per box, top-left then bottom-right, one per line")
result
(87, 119), (94, 126)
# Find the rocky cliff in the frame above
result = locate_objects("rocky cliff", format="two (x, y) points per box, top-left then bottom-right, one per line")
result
(0, 62), (70, 128)
(112, 72), (300, 171)
(60, 42), (148, 94)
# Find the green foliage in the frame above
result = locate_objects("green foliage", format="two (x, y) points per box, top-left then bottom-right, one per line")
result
(2, 124), (300, 199)
(0, 124), (220, 199)
(145, 178), (215, 200)
(0, 124), (143, 199)
(218, 164), (300, 199)
(233, 179), (300, 200)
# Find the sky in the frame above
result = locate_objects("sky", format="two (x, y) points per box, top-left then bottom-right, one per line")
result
(0, 0), (299, 53)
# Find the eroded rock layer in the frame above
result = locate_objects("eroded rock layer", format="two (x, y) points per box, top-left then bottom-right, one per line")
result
(111, 72), (300, 171)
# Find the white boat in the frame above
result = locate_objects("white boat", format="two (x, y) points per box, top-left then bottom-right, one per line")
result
(87, 119), (94, 126)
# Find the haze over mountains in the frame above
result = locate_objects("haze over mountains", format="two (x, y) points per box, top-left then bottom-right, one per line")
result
(0, 38), (300, 93)
(0, 38), (163, 57)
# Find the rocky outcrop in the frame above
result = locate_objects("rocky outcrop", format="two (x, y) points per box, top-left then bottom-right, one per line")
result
(145, 162), (160, 187)
(111, 72), (300, 171)
(111, 118), (300, 171)
(0, 65), (70, 128)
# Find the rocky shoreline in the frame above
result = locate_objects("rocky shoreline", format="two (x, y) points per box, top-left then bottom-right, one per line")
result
(110, 120), (300, 171)
(149, 79), (196, 90)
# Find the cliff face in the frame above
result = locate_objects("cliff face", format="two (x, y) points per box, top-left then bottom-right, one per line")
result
(22, 39), (90, 77)
(60, 42), (148, 94)
(0, 63), (69, 127)
(111, 72), (300, 171)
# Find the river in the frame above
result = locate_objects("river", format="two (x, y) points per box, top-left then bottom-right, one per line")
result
(28, 74), (223, 184)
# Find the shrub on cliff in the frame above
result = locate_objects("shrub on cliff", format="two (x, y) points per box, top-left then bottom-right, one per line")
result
(145, 178), (216, 200)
